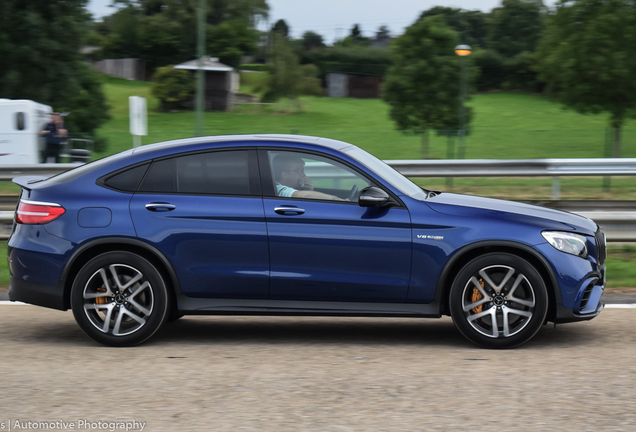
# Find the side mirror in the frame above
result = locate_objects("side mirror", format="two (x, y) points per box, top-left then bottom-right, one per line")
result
(358, 186), (391, 207)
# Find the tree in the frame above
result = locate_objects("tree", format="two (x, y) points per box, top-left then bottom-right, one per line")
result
(419, 7), (490, 48)
(271, 19), (290, 37)
(349, 24), (370, 44)
(302, 31), (325, 51)
(208, 19), (260, 67)
(0, 0), (110, 135)
(537, 0), (636, 157)
(489, 0), (545, 57)
(383, 15), (469, 157)
(101, 6), (143, 59)
(105, 0), (269, 71)
(374, 25), (391, 44)
(262, 33), (303, 109)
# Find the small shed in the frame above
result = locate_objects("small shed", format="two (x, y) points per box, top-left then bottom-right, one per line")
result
(326, 72), (382, 99)
(174, 56), (239, 111)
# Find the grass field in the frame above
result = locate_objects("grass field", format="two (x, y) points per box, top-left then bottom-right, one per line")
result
(97, 75), (636, 160)
(92, 75), (636, 200)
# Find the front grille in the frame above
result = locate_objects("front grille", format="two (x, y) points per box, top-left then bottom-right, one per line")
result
(595, 228), (607, 265)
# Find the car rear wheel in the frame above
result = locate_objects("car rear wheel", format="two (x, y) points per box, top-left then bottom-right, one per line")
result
(71, 252), (168, 346)
(449, 253), (548, 349)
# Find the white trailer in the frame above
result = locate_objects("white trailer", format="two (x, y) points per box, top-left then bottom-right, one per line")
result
(0, 99), (53, 164)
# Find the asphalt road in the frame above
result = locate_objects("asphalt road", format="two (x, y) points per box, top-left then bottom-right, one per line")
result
(1, 305), (635, 431)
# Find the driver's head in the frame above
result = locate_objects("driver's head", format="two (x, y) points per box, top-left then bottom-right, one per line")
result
(273, 153), (305, 189)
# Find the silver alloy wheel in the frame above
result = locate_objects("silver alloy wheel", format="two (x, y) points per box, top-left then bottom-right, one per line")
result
(82, 264), (154, 337)
(461, 264), (536, 338)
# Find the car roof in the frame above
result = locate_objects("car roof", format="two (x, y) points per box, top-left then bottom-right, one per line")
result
(131, 134), (353, 156)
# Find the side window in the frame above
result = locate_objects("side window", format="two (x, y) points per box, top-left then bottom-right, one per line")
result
(139, 150), (252, 195)
(103, 163), (150, 192)
(15, 112), (26, 131)
(268, 150), (370, 202)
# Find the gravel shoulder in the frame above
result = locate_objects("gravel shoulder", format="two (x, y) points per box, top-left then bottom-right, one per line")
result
(1, 307), (635, 431)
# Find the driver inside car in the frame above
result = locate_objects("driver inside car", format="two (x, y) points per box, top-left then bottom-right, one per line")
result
(272, 153), (347, 201)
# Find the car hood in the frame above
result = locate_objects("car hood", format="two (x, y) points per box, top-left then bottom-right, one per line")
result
(425, 193), (598, 234)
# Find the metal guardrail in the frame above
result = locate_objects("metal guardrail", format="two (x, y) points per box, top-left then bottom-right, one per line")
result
(1, 160), (635, 241)
(0, 163), (82, 181)
(2, 157), (636, 182)
(386, 158), (636, 177)
(387, 158), (636, 200)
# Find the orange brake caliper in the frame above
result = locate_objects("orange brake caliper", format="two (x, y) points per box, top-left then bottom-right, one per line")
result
(95, 287), (108, 305)
(471, 279), (485, 314)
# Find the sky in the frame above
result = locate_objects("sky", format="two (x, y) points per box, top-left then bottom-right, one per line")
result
(87, 0), (558, 43)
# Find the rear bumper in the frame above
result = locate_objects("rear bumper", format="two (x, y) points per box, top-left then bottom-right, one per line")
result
(8, 277), (67, 311)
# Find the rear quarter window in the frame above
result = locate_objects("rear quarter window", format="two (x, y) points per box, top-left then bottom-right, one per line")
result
(102, 163), (150, 192)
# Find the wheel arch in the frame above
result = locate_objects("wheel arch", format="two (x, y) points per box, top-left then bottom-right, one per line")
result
(61, 238), (181, 314)
(435, 241), (559, 321)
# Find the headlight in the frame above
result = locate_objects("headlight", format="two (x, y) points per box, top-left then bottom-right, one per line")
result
(542, 231), (588, 257)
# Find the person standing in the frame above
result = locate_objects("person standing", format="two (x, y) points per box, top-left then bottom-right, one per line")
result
(40, 112), (67, 163)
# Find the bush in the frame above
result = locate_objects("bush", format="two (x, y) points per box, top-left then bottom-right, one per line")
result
(303, 46), (392, 78)
(298, 64), (324, 96)
(240, 64), (270, 72)
(473, 49), (506, 91)
(473, 49), (543, 92)
(239, 70), (270, 94)
(150, 66), (194, 111)
(503, 51), (543, 93)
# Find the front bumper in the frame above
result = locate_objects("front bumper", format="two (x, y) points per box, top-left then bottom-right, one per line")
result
(553, 266), (605, 324)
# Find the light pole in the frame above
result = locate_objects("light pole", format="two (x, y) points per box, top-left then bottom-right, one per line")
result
(455, 44), (471, 159)
(195, 0), (205, 137)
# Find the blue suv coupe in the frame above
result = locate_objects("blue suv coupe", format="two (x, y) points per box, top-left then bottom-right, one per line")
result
(8, 135), (607, 348)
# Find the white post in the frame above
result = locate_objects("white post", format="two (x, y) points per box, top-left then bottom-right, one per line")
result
(129, 96), (147, 147)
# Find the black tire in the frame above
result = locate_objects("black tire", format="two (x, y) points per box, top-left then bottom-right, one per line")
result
(449, 253), (548, 349)
(71, 252), (169, 347)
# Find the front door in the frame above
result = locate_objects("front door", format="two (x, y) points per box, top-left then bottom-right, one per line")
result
(262, 149), (412, 303)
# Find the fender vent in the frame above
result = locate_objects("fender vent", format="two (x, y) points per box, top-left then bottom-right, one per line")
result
(579, 282), (595, 310)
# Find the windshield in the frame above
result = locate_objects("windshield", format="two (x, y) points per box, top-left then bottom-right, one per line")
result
(343, 146), (428, 200)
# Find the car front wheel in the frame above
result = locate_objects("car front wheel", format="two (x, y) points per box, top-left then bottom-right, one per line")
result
(71, 252), (169, 346)
(449, 253), (548, 349)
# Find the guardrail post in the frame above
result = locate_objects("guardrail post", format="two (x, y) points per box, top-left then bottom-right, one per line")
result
(552, 176), (560, 200)
(604, 128), (613, 191)
(446, 132), (455, 189)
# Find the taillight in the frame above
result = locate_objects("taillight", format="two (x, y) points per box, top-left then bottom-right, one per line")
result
(16, 200), (65, 224)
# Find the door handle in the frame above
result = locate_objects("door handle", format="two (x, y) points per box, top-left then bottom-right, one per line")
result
(274, 206), (305, 215)
(145, 203), (176, 212)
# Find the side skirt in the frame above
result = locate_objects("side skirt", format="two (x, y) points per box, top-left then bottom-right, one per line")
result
(177, 295), (442, 318)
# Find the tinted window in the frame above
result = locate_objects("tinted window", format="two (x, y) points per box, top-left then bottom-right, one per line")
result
(139, 158), (176, 193)
(140, 150), (251, 195)
(104, 164), (149, 192)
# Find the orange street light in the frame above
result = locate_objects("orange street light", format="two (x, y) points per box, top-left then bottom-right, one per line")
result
(455, 44), (472, 56)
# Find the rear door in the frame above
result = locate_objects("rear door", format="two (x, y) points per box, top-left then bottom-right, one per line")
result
(130, 148), (270, 299)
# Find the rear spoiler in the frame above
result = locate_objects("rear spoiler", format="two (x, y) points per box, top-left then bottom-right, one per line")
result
(12, 176), (48, 190)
